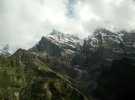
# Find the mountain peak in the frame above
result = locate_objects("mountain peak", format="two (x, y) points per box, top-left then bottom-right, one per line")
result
(48, 29), (64, 37)
(31, 30), (82, 56)
(46, 30), (81, 44)
(92, 28), (116, 37)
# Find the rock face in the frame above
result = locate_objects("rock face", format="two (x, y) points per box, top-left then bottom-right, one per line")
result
(83, 28), (135, 55)
(31, 36), (64, 57)
(31, 29), (81, 57)
(78, 28), (135, 100)
(83, 28), (121, 53)
(30, 29), (83, 80)
(81, 28), (135, 68)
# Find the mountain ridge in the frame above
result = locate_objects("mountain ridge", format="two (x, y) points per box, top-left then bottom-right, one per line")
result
(1, 28), (135, 100)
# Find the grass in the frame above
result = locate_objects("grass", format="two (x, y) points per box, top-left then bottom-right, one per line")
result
(0, 50), (89, 100)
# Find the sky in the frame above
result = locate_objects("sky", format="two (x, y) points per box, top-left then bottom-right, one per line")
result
(0, 0), (135, 52)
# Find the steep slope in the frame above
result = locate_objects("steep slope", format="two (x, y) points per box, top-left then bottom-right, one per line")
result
(25, 29), (135, 100)
(118, 30), (135, 53)
(1, 28), (135, 100)
(71, 28), (135, 100)
(81, 28), (135, 67)
(91, 58), (135, 100)
(31, 29), (81, 57)
(83, 28), (135, 55)
(84, 28), (122, 51)
(19, 75), (88, 100)
(0, 49), (89, 100)
(28, 28), (135, 100)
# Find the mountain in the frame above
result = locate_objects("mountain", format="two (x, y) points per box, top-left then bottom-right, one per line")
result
(1, 28), (135, 100)
(83, 28), (135, 54)
(29, 29), (135, 100)
(31, 29), (81, 57)
(82, 28), (135, 63)
(0, 49), (89, 100)
(78, 28), (135, 99)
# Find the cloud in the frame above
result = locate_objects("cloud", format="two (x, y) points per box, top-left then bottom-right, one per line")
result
(0, 0), (67, 52)
(73, 0), (135, 31)
(0, 0), (135, 52)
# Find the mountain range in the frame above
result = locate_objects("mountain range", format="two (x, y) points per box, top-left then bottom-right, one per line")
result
(0, 28), (135, 100)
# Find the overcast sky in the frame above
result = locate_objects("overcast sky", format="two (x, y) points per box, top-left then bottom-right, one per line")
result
(0, 0), (135, 52)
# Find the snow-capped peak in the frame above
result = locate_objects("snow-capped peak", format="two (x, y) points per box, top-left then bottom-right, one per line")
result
(88, 28), (121, 47)
(46, 29), (81, 45)
(48, 29), (64, 38)
(83, 28), (135, 54)
(45, 29), (82, 54)
(31, 29), (82, 56)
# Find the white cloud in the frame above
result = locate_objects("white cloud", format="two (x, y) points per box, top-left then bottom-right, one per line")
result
(0, 0), (135, 52)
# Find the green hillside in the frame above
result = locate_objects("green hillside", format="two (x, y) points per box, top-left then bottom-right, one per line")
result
(0, 49), (89, 100)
